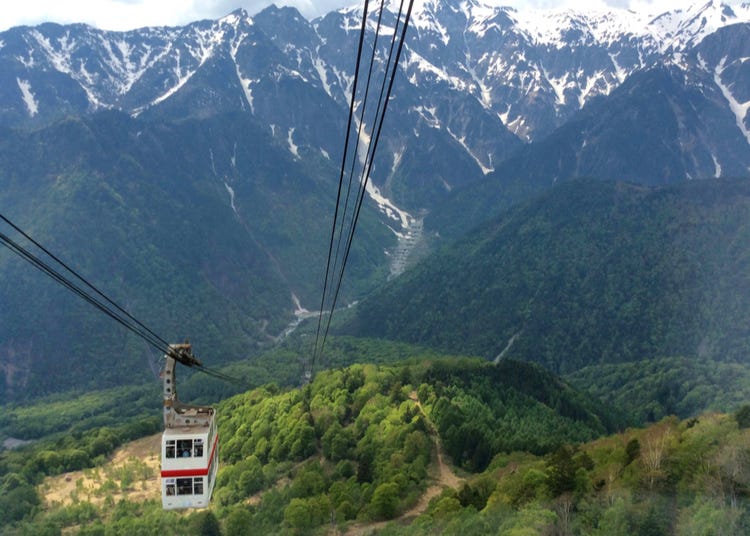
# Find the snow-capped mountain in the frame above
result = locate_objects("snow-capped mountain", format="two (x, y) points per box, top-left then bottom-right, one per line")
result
(0, 3), (746, 193)
(2, 0), (750, 226)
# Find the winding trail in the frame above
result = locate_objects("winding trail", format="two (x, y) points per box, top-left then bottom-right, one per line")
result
(411, 392), (463, 492)
(342, 393), (464, 535)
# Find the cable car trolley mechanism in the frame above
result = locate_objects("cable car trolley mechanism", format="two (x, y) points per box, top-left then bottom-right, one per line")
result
(160, 343), (218, 509)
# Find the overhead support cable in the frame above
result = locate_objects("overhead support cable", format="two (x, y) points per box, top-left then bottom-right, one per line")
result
(0, 213), (173, 352)
(319, 0), (414, 363)
(310, 0), (415, 378)
(0, 229), (171, 356)
(0, 213), (248, 387)
(311, 0), (373, 379)
(329, 0), (388, 292)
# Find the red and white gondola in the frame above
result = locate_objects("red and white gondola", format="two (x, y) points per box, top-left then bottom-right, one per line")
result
(160, 344), (218, 509)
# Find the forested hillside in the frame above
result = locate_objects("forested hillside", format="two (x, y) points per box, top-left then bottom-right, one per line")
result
(5, 0), (750, 411)
(345, 179), (750, 376)
(567, 356), (750, 423)
(2, 357), (749, 535)
(382, 411), (750, 535)
(0, 357), (616, 533)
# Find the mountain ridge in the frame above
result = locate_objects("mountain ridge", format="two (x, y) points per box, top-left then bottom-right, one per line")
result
(4, 2), (750, 170)
(4, 1), (750, 218)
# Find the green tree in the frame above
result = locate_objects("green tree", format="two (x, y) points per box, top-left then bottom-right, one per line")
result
(237, 455), (264, 496)
(291, 463), (327, 498)
(431, 495), (462, 519)
(370, 482), (400, 520)
(284, 497), (328, 530)
(546, 446), (578, 496)
(322, 422), (354, 461)
(592, 497), (632, 536)
(734, 404), (750, 429)
(188, 510), (221, 536)
(223, 507), (253, 536)
(624, 438), (640, 465)
(0, 482), (39, 525)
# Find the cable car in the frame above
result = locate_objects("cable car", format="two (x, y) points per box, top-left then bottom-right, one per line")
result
(160, 343), (218, 509)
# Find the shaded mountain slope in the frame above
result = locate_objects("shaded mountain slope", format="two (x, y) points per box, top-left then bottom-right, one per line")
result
(0, 110), (394, 402)
(344, 178), (750, 374)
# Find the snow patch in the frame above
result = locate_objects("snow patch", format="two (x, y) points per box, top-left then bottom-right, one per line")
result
(413, 105), (441, 129)
(463, 60), (493, 109)
(96, 37), (152, 94)
(411, 4), (451, 46)
(236, 69), (255, 113)
(30, 30), (73, 73)
(406, 49), (468, 92)
(287, 127), (300, 157)
(542, 66), (568, 106)
(367, 183), (411, 230)
(77, 59), (98, 87)
(714, 57), (750, 148)
(697, 52), (708, 72)
(579, 71), (606, 109)
(224, 182), (239, 216)
(145, 24), (224, 109)
(446, 127), (493, 175)
(504, 114), (531, 142)
(313, 56), (333, 97)
(209, 148), (218, 176)
(291, 293), (308, 316)
(27, 30), (101, 108)
(17, 53), (35, 68)
(230, 32), (255, 114)
(391, 148), (404, 177)
(147, 49), (195, 107)
(712, 153), (722, 178)
(30, 29), (108, 108)
(219, 11), (250, 27)
(609, 52), (627, 83)
(16, 78), (38, 117)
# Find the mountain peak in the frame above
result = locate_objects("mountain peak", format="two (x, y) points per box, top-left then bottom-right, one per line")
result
(219, 8), (252, 28)
(2, 0), (750, 148)
(647, 0), (750, 51)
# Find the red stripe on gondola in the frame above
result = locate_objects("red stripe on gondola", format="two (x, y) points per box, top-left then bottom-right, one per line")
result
(161, 467), (208, 477)
(161, 435), (219, 478)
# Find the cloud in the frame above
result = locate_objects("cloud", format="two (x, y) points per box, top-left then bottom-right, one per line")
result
(0, 0), (740, 33)
(235, 1), (358, 19)
(0, 0), (347, 32)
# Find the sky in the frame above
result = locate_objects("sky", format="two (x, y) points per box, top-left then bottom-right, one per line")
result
(0, 0), (722, 33)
